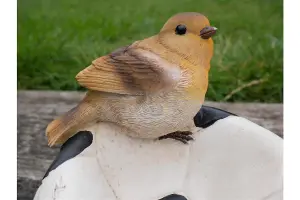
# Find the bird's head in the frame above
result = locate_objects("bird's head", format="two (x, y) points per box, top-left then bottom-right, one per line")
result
(158, 12), (217, 68)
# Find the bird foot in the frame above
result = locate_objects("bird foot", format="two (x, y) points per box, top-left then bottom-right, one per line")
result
(158, 131), (194, 144)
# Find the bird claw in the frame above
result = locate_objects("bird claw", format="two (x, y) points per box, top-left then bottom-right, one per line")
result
(158, 131), (194, 144)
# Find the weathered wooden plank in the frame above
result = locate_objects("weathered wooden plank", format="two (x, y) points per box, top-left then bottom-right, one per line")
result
(17, 90), (283, 200)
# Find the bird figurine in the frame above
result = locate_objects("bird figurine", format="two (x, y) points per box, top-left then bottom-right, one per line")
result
(46, 12), (217, 147)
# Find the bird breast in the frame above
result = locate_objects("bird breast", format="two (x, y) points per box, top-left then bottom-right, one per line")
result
(106, 92), (203, 139)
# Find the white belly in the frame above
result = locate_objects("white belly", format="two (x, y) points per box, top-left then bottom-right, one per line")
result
(34, 116), (283, 200)
(117, 95), (202, 138)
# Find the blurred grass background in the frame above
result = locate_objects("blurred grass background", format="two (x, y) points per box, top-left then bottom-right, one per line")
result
(17, 0), (283, 102)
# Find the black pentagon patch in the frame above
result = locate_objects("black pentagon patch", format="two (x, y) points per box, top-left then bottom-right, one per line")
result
(159, 194), (188, 200)
(43, 131), (93, 179)
(194, 105), (236, 128)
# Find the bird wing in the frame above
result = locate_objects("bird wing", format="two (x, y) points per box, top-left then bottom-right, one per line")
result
(76, 45), (181, 95)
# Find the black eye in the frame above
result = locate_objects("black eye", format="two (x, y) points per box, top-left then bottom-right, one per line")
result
(175, 24), (187, 35)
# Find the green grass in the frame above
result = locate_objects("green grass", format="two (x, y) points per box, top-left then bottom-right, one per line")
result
(17, 0), (283, 102)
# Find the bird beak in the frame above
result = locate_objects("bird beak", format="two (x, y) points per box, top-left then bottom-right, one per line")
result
(200, 26), (217, 39)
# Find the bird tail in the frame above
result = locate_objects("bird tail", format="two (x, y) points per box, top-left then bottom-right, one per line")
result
(46, 94), (98, 147)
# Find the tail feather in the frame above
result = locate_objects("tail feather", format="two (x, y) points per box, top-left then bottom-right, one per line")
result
(46, 102), (97, 147)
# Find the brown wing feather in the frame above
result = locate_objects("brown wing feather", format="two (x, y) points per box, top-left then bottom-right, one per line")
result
(76, 45), (181, 95)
